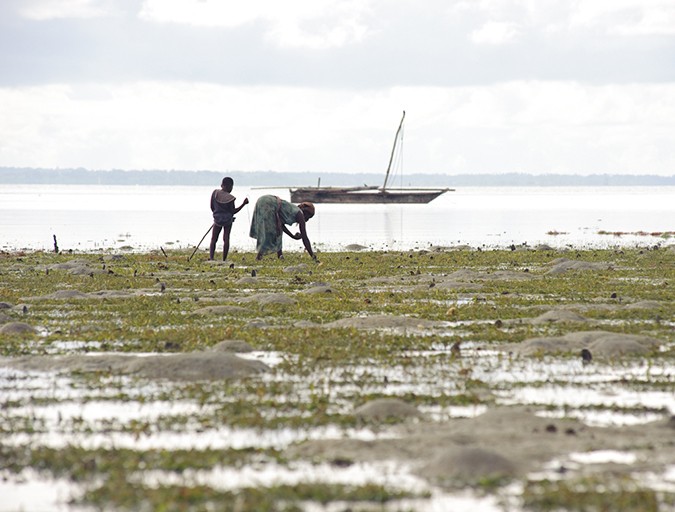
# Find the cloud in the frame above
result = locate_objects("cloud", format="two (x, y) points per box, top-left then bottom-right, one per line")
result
(1, 0), (674, 87)
(471, 21), (521, 44)
(1, 81), (674, 174)
(138, 0), (373, 49)
(0, 0), (673, 176)
(17, 0), (120, 20)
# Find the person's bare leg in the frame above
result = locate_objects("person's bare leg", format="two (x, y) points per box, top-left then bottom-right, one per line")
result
(208, 225), (221, 260)
(221, 225), (232, 261)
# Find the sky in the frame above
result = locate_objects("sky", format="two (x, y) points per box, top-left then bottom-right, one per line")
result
(1, 0), (674, 176)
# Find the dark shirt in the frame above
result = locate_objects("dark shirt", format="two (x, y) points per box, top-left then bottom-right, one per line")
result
(211, 189), (235, 226)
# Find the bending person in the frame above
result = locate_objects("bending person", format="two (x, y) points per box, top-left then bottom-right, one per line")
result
(249, 195), (316, 261)
(209, 177), (248, 261)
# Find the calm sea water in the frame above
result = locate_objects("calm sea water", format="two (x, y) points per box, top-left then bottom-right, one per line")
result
(1, 184), (673, 253)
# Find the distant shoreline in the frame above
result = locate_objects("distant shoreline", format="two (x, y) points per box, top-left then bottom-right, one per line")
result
(1, 167), (673, 187)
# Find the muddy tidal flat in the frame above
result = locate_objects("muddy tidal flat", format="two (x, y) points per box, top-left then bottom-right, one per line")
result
(1, 246), (674, 511)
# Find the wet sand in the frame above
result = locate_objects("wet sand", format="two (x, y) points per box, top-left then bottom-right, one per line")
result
(0, 246), (673, 511)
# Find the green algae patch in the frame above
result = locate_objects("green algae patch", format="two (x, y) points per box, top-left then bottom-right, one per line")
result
(1, 247), (674, 511)
(82, 480), (421, 512)
(522, 477), (674, 512)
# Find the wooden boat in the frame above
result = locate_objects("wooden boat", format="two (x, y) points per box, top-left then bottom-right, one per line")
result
(289, 185), (448, 204)
(289, 111), (452, 204)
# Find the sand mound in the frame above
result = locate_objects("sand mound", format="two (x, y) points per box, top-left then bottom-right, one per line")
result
(354, 398), (421, 422)
(283, 264), (310, 274)
(45, 259), (91, 270)
(546, 259), (612, 275)
(40, 290), (90, 300)
(238, 293), (297, 306)
(194, 305), (249, 315)
(287, 439), (376, 462)
(88, 290), (138, 299)
(448, 269), (534, 281)
(514, 330), (661, 357)
(211, 340), (254, 353)
(418, 447), (518, 485)
(302, 285), (333, 294)
(0, 322), (37, 336)
(124, 352), (268, 380)
(587, 336), (653, 356)
(530, 309), (588, 324)
(323, 314), (443, 330)
(623, 300), (663, 310)
(43, 260), (107, 276)
(1, 352), (268, 381)
(422, 280), (482, 291)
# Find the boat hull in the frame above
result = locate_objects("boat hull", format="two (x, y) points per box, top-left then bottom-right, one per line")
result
(290, 188), (451, 204)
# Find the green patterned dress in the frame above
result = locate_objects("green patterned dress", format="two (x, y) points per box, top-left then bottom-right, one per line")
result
(249, 195), (301, 255)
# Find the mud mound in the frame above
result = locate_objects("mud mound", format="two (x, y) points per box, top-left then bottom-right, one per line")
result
(546, 259), (612, 275)
(238, 293), (297, 306)
(283, 264), (310, 274)
(323, 314), (443, 330)
(124, 352), (268, 380)
(287, 438), (377, 462)
(302, 285), (333, 294)
(88, 290), (138, 299)
(448, 269), (535, 281)
(44, 260), (107, 276)
(45, 259), (91, 271)
(623, 300), (663, 310)
(354, 398), (421, 422)
(29, 290), (90, 300)
(419, 280), (482, 291)
(514, 330), (661, 357)
(0, 322), (37, 336)
(211, 340), (255, 353)
(418, 447), (518, 485)
(587, 336), (654, 357)
(344, 244), (368, 251)
(1, 352), (268, 381)
(285, 406), (675, 490)
(4, 354), (132, 373)
(194, 305), (249, 315)
(530, 309), (588, 324)
(29, 289), (140, 301)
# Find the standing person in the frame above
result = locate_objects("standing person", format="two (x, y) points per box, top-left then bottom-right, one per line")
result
(249, 195), (317, 261)
(209, 177), (248, 261)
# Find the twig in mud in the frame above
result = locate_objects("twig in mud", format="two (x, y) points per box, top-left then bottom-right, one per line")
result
(52, 234), (59, 253)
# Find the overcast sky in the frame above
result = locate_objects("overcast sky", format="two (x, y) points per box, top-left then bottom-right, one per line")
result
(1, 0), (674, 176)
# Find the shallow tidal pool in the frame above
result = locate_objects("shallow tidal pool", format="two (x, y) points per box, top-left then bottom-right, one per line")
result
(1, 246), (674, 511)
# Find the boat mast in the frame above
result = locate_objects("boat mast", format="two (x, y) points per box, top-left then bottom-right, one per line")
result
(382, 110), (406, 191)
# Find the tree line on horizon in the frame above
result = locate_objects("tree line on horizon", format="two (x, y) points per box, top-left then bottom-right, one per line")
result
(0, 167), (672, 187)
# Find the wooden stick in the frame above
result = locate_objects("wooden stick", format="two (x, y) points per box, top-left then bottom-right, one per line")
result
(188, 225), (213, 262)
